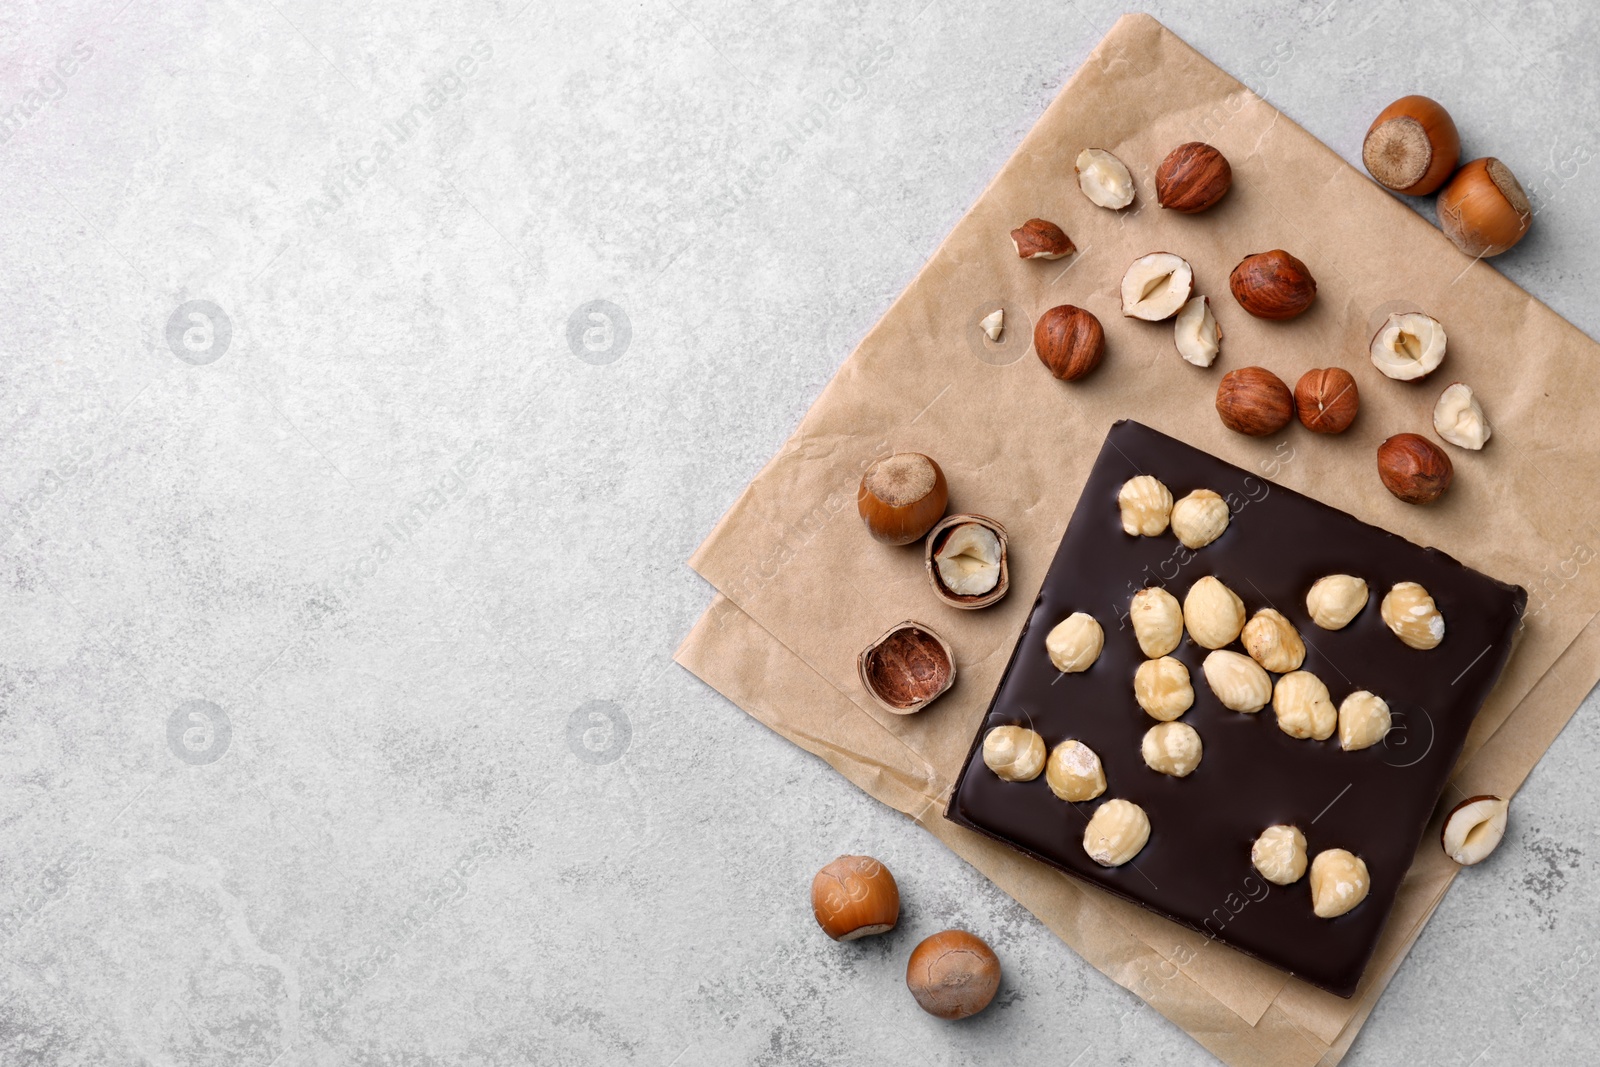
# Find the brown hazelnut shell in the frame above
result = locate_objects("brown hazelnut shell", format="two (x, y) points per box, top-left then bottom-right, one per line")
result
(1034, 304), (1105, 381)
(857, 452), (948, 546)
(858, 621), (955, 714)
(1229, 250), (1317, 320)
(811, 855), (900, 941)
(1155, 142), (1233, 213)
(1362, 96), (1461, 195)
(924, 514), (1009, 610)
(1438, 158), (1531, 259)
(1009, 218), (1075, 260)
(1216, 366), (1294, 436)
(1294, 367), (1360, 433)
(1377, 433), (1453, 505)
(905, 929), (1001, 1020)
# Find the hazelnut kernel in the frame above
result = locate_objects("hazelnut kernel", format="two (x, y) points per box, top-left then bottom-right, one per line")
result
(1141, 721), (1203, 777)
(1241, 608), (1306, 673)
(1309, 848), (1371, 918)
(1338, 691), (1392, 752)
(1273, 670), (1336, 741)
(1183, 576), (1246, 650)
(1170, 488), (1229, 549)
(1306, 574), (1369, 630)
(1251, 825), (1308, 885)
(1045, 612), (1104, 673)
(1083, 799), (1151, 867)
(982, 725), (1046, 781)
(1380, 582), (1445, 650)
(1129, 587), (1183, 658)
(1202, 650), (1272, 713)
(1118, 475), (1173, 537)
(1134, 656), (1194, 721)
(1045, 739), (1107, 802)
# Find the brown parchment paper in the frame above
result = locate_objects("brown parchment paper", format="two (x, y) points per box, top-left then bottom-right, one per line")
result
(676, 12), (1600, 1065)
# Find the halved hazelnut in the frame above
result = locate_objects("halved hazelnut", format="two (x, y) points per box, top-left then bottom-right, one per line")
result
(1174, 295), (1222, 367)
(1129, 586), (1183, 658)
(1075, 148), (1135, 209)
(1170, 488), (1229, 549)
(1338, 690), (1392, 752)
(1010, 218), (1075, 260)
(1083, 799), (1150, 867)
(1242, 608), (1305, 673)
(1273, 670), (1336, 741)
(1251, 825), (1308, 885)
(1309, 848), (1370, 918)
(1306, 574), (1369, 630)
(1202, 650), (1271, 713)
(1433, 382), (1491, 450)
(1229, 250), (1316, 320)
(1441, 795), (1509, 865)
(906, 930), (1001, 1020)
(811, 855), (900, 941)
(982, 724), (1047, 782)
(858, 452), (948, 545)
(1381, 582), (1445, 649)
(1045, 612), (1103, 673)
(1370, 312), (1446, 381)
(858, 622), (955, 714)
(1134, 656), (1193, 721)
(1046, 739), (1106, 802)
(1141, 721), (1202, 777)
(1121, 252), (1194, 321)
(979, 309), (1004, 342)
(1183, 575), (1245, 650)
(926, 515), (1009, 610)
(1117, 474), (1173, 537)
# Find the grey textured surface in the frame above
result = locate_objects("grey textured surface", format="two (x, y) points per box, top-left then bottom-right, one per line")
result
(0, 1), (1596, 1064)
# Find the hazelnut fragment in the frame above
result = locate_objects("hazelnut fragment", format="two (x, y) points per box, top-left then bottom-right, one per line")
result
(858, 623), (956, 714)
(1035, 304), (1106, 381)
(1045, 739), (1107, 802)
(1362, 96), (1460, 196)
(1229, 250), (1316, 320)
(1141, 721), (1202, 777)
(979, 309), (1004, 342)
(1433, 382), (1491, 450)
(1441, 795), (1509, 866)
(1174, 295), (1222, 367)
(906, 930), (1001, 1020)
(1202, 650), (1272, 713)
(982, 725), (1047, 782)
(1294, 368), (1359, 433)
(858, 453), (948, 545)
(1117, 475), (1173, 537)
(1438, 157), (1531, 258)
(812, 855), (900, 941)
(1377, 433), (1453, 505)
(1216, 367), (1293, 436)
(927, 515), (1009, 609)
(1309, 849), (1370, 918)
(1129, 586), (1183, 658)
(1121, 252), (1194, 321)
(1075, 148), (1135, 209)
(1338, 691), (1392, 752)
(1134, 657), (1194, 721)
(1010, 218), (1075, 260)
(1155, 142), (1232, 213)
(1183, 576), (1245, 650)
(1306, 574), (1369, 631)
(1381, 582), (1444, 649)
(1083, 799), (1151, 867)
(1045, 612), (1104, 673)
(1251, 825), (1308, 886)
(1370, 312), (1446, 381)
(1170, 489), (1229, 549)
(1273, 670), (1336, 741)
(1242, 608), (1306, 673)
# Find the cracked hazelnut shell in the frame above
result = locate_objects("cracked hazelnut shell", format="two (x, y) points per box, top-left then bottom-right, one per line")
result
(1035, 304), (1105, 381)
(1216, 366), (1293, 436)
(1156, 142), (1232, 213)
(1229, 250), (1317, 320)
(1377, 433), (1453, 505)
(925, 514), (1009, 609)
(858, 452), (948, 545)
(811, 855), (899, 941)
(858, 622), (954, 714)
(905, 929), (1001, 1020)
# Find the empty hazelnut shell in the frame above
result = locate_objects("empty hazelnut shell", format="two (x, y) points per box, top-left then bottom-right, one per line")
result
(858, 452), (948, 546)
(858, 622), (955, 714)
(924, 514), (1009, 610)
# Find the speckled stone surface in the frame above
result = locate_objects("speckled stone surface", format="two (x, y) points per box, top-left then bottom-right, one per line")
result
(0, 1), (1595, 1064)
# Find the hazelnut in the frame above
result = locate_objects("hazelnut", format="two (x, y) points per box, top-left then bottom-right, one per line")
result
(1075, 147), (1135, 209)
(1129, 586), (1183, 658)
(1377, 433), (1453, 505)
(1201, 650), (1272, 713)
(982, 724), (1047, 782)
(1010, 218), (1075, 260)
(1273, 670), (1336, 741)
(926, 515), (1009, 609)
(1216, 367), (1293, 436)
(1370, 312), (1446, 381)
(1083, 799), (1151, 867)
(811, 855), (900, 941)
(1251, 824), (1308, 885)
(1241, 608), (1306, 673)
(1309, 848), (1371, 918)
(1035, 304), (1106, 381)
(1046, 612), (1104, 673)
(1381, 581), (1445, 650)
(1338, 690), (1392, 752)
(1441, 795), (1509, 866)
(1433, 382), (1491, 450)
(1183, 575), (1246, 650)
(1121, 252), (1194, 321)
(1362, 95), (1461, 196)
(1306, 574), (1369, 631)
(1134, 656), (1194, 721)
(1438, 157), (1531, 258)
(858, 452), (948, 545)
(1170, 488), (1229, 549)
(1045, 739), (1107, 802)
(858, 623), (956, 714)
(979, 308), (1004, 342)
(1155, 142), (1232, 213)
(1229, 250), (1316, 320)
(1141, 721), (1202, 777)
(905, 930), (1001, 1020)
(1174, 295), (1222, 367)
(1294, 367), (1359, 433)
(1117, 474), (1173, 537)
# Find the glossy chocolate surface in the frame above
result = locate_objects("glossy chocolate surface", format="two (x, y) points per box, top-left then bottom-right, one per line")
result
(946, 420), (1525, 996)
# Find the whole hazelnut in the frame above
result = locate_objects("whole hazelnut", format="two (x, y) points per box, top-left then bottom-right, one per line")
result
(811, 855), (900, 941)
(858, 453), (948, 545)
(1229, 250), (1317, 320)
(1376, 433), (1453, 505)
(1155, 142), (1232, 213)
(1034, 304), (1106, 381)
(905, 929), (1001, 1020)
(1294, 368), (1359, 433)
(1438, 158), (1531, 258)
(1362, 95), (1460, 196)
(1216, 366), (1293, 436)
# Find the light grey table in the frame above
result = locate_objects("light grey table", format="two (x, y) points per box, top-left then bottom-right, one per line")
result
(1, 1), (1595, 1063)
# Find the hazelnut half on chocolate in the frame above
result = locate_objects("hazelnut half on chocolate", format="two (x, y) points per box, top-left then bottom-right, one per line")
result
(925, 514), (1009, 609)
(858, 621), (955, 714)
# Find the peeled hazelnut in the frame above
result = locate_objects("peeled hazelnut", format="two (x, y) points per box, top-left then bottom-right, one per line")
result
(1129, 586), (1183, 658)
(1306, 574), (1369, 631)
(1309, 848), (1371, 918)
(1117, 475), (1173, 537)
(1241, 608), (1306, 673)
(1438, 157), (1531, 258)
(1155, 142), (1232, 213)
(858, 452), (948, 545)
(1045, 739), (1107, 802)
(1441, 795), (1509, 866)
(1273, 670), (1336, 741)
(1381, 581), (1445, 650)
(905, 929), (1001, 1020)
(1010, 218), (1075, 260)
(1377, 433), (1453, 505)
(979, 309), (1004, 342)
(1121, 252), (1194, 321)
(1294, 368), (1359, 434)
(1216, 367), (1293, 437)
(1202, 650), (1272, 713)
(811, 855), (901, 941)
(1338, 690), (1392, 752)
(1362, 95), (1461, 196)
(1134, 656), (1194, 721)
(1035, 304), (1106, 381)
(982, 725), (1047, 782)
(1075, 147), (1135, 209)
(1251, 825), (1308, 885)
(1174, 295), (1222, 367)
(1083, 799), (1151, 867)
(1229, 250), (1316, 320)
(858, 622), (956, 714)
(927, 515), (1009, 609)
(1046, 612), (1104, 673)
(1370, 312), (1446, 381)
(1170, 489), (1229, 549)
(1141, 721), (1202, 777)
(1433, 382), (1491, 450)
(1183, 575), (1246, 650)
